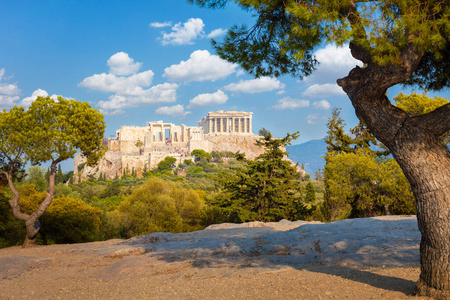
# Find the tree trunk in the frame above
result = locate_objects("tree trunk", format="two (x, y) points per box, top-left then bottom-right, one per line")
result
(338, 42), (450, 297)
(4, 161), (59, 247)
(23, 217), (40, 247)
(390, 126), (450, 298)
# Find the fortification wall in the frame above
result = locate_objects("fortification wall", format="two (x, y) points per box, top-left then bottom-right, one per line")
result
(206, 135), (265, 160)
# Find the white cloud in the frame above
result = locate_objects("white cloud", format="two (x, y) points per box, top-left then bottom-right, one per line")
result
(306, 114), (327, 125)
(164, 50), (237, 82)
(149, 21), (172, 28)
(160, 18), (205, 45)
(312, 99), (331, 110)
(107, 52), (142, 76)
(302, 83), (345, 98)
(155, 104), (191, 117)
(80, 53), (180, 114)
(97, 83), (178, 112)
(236, 69), (245, 77)
(79, 70), (154, 95)
(225, 77), (285, 94)
(272, 97), (309, 110)
(305, 44), (363, 84)
(207, 28), (227, 38)
(21, 89), (50, 108)
(0, 68), (21, 109)
(188, 90), (228, 108)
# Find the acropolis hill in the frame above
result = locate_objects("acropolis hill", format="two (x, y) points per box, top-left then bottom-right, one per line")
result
(74, 110), (283, 181)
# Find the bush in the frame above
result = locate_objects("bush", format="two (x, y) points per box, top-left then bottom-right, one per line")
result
(106, 178), (204, 238)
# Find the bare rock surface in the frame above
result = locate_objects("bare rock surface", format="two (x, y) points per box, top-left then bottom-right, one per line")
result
(0, 216), (430, 299)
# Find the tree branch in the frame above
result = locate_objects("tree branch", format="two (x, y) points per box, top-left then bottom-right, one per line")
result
(411, 103), (450, 137)
(3, 170), (30, 222)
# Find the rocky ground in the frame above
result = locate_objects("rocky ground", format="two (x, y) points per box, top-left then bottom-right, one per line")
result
(0, 216), (431, 299)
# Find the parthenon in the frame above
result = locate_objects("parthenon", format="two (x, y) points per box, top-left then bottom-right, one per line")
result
(198, 111), (253, 135)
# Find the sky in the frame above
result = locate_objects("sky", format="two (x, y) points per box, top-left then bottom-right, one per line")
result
(1, 0), (449, 171)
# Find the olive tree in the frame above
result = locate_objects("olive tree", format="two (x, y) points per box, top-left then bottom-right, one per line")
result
(0, 96), (105, 246)
(190, 0), (449, 296)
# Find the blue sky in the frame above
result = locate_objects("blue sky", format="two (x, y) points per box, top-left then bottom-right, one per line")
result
(1, 0), (449, 171)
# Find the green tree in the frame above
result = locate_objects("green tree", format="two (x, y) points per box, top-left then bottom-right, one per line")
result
(158, 156), (177, 171)
(305, 182), (316, 203)
(24, 166), (48, 192)
(258, 127), (270, 138)
(215, 132), (305, 221)
(322, 109), (415, 220)
(55, 165), (64, 184)
(192, 0), (450, 294)
(106, 178), (204, 237)
(394, 91), (450, 144)
(0, 96), (105, 246)
(191, 149), (212, 161)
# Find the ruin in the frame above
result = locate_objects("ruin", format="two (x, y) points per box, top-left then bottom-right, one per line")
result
(74, 111), (266, 181)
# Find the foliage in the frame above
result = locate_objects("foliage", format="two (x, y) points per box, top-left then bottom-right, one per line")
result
(394, 91), (450, 143)
(24, 166), (48, 192)
(305, 182), (316, 203)
(157, 156), (177, 171)
(258, 127), (271, 138)
(321, 109), (415, 221)
(39, 196), (103, 244)
(323, 150), (415, 221)
(212, 132), (309, 222)
(54, 183), (82, 199)
(191, 149), (212, 161)
(106, 178), (205, 238)
(190, 0), (449, 87)
(0, 96), (105, 245)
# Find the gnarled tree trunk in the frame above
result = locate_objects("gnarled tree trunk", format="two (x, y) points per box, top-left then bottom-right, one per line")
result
(338, 42), (450, 297)
(3, 162), (58, 247)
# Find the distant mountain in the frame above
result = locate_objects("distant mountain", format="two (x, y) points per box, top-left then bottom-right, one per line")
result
(287, 139), (326, 177)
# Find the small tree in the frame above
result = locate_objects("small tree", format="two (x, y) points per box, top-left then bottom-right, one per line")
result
(158, 156), (177, 171)
(0, 96), (105, 246)
(305, 182), (316, 203)
(258, 127), (271, 138)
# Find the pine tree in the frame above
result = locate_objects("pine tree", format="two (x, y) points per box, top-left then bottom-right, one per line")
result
(305, 182), (316, 203)
(216, 132), (306, 222)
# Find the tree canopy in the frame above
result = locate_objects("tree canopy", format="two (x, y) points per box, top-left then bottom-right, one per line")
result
(190, 0), (449, 90)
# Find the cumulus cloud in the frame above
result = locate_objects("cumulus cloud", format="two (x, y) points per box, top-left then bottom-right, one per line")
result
(188, 90), (228, 108)
(312, 99), (331, 110)
(160, 18), (205, 45)
(164, 50), (237, 82)
(305, 44), (363, 84)
(97, 83), (178, 115)
(80, 53), (179, 114)
(272, 97), (310, 110)
(225, 77), (285, 94)
(149, 21), (172, 28)
(207, 28), (227, 38)
(306, 114), (328, 125)
(302, 83), (345, 98)
(0, 68), (21, 109)
(79, 70), (154, 95)
(107, 52), (142, 76)
(20, 89), (60, 108)
(155, 104), (191, 117)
